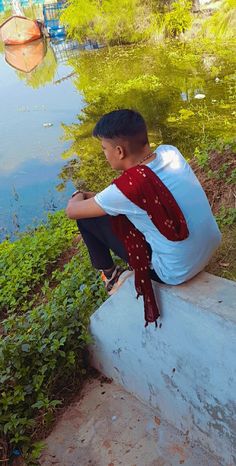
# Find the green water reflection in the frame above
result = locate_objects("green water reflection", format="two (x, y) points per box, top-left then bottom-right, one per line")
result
(61, 40), (236, 192)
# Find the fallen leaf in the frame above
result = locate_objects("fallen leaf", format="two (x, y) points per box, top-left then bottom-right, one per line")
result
(154, 416), (161, 425)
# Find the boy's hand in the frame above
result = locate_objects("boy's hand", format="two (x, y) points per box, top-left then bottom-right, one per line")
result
(71, 191), (85, 201)
(66, 191), (105, 219)
(83, 191), (96, 199)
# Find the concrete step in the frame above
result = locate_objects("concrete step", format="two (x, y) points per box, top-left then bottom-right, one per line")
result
(40, 375), (220, 466)
(89, 273), (236, 466)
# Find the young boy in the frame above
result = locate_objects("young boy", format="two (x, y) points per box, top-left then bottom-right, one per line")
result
(66, 109), (221, 325)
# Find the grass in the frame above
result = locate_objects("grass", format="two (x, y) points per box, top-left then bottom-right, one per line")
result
(190, 142), (236, 281)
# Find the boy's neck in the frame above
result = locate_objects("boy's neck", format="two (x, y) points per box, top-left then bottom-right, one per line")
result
(123, 146), (156, 170)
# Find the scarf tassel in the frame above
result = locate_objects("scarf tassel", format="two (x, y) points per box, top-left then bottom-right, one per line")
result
(145, 319), (158, 328)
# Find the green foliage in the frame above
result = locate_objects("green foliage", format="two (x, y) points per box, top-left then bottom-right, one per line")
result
(193, 138), (236, 180)
(227, 167), (236, 185)
(0, 10), (11, 53)
(60, 0), (98, 42)
(201, 0), (236, 40)
(0, 3), (43, 21)
(206, 223), (236, 281)
(164, 0), (192, 37)
(0, 223), (106, 462)
(61, 120), (115, 192)
(0, 40), (4, 54)
(216, 206), (236, 228)
(194, 145), (209, 168)
(61, 0), (160, 45)
(60, 41), (235, 191)
(0, 211), (76, 315)
(60, 0), (197, 44)
(0, 9), (11, 24)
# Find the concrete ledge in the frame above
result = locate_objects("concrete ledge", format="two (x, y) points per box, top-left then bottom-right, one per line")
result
(89, 272), (236, 466)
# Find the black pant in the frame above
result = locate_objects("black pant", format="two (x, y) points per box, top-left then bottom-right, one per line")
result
(76, 215), (127, 269)
(76, 215), (164, 283)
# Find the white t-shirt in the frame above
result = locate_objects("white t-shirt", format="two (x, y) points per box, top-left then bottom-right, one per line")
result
(95, 145), (221, 285)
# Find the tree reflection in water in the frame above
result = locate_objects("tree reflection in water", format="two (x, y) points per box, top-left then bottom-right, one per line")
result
(59, 41), (236, 192)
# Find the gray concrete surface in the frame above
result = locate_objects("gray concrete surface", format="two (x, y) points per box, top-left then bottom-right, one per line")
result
(89, 273), (236, 465)
(40, 376), (221, 466)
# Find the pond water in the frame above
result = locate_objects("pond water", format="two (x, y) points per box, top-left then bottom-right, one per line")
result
(61, 41), (235, 193)
(0, 39), (83, 240)
(0, 32), (235, 241)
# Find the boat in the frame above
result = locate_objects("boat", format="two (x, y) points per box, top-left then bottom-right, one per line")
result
(0, 15), (42, 45)
(4, 38), (46, 73)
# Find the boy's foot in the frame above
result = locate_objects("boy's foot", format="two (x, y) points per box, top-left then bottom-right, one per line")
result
(101, 265), (133, 295)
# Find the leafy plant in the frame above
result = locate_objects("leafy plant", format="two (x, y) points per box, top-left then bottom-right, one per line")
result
(164, 0), (192, 38)
(215, 207), (236, 228)
(201, 0), (236, 40)
(0, 211), (76, 315)
(0, 239), (106, 463)
(227, 167), (236, 185)
(193, 146), (209, 168)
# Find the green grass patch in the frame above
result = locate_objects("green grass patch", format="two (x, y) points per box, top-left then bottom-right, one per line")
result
(0, 213), (107, 464)
(207, 224), (236, 281)
(0, 211), (77, 317)
(191, 140), (236, 281)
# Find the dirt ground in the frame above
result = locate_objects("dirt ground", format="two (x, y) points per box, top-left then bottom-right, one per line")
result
(39, 376), (221, 466)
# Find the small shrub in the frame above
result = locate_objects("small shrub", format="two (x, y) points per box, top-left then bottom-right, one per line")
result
(194, 146), (209, 168)
(164, 0), (192, 38)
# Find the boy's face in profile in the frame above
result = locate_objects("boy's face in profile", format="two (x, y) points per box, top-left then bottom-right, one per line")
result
(101, 137), (125, 171)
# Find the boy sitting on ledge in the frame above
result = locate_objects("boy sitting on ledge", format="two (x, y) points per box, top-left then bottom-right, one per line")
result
(66, 109), (221, 326)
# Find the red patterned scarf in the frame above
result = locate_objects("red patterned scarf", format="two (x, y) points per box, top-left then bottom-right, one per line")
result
(111, 164), (189, 327)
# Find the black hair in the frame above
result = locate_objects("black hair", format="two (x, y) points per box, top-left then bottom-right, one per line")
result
(93, 109), (149, 151)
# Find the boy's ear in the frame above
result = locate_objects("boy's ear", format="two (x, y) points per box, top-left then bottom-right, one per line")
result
(116, 145), (126, 160)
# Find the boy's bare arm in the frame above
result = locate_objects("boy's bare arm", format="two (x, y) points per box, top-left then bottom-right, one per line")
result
(66, 192), (105, 219)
